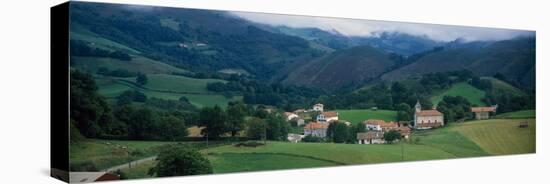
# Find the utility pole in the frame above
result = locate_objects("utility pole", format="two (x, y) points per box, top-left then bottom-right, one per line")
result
(401, 141), (405, 161)
(263, 123), (267, 145)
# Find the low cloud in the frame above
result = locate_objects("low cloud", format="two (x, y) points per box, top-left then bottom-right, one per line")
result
(230, 11), (533, 42)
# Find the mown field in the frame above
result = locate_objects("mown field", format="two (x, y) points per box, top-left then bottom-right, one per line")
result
(452, 118), (535, 155)
(337, 109), (397, 124)
(431, 82), (486, 106)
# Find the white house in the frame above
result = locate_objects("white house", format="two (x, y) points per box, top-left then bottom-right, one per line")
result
(363, 119), (398, 132)
(304, 122), (328, 138)
(357, 131), (385, 144)
(316, 111), (338, 123)
(284, 112), (299, 121)
(312, 103), (324, 112)
(414, 101), (444, 129)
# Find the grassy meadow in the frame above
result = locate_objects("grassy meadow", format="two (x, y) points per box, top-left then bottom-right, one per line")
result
(337, 109), (397, 124)
(452, 119), (535, 155)
(431, 82), (486, 106)
(94, 75), (241, 108)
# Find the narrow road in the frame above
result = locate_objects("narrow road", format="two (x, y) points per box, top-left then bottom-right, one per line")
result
(104, 156), (157, 172)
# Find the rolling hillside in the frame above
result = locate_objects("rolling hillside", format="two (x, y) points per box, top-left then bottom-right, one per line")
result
(95, 76), (240, 108)
(430, 82), (486, 106)
(277, 45), (396, 89)
(381, 38), (536, 89)
(70, 2), (321, 77)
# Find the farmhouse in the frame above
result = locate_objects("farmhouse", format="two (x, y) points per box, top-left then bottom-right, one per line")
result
(414, 101), (444, 129)
(357, 131), (385, 144)
(471, 105), (498, 120)
(313, 103), (324, 112)
(304, 122), (328, 138)
(395, 126), (412, 139)
(317, 111), (338, 123)
(284, 112), (299, 121)
(363, 119), (398, 132)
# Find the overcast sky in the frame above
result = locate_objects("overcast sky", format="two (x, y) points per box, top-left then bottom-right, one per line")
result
(230, 12), (534, 42)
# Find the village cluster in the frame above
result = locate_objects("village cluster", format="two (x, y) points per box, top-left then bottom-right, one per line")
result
(286, 102), (498, 144)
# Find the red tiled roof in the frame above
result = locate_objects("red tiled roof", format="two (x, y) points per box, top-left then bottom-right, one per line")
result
(322, 111), (338, 118)
(416, 110), (443, 116)
(362, 119), (398, 128)
(304, 122), (328, 129)
(471, 107), (496, 113)
(357, 131), (384, 140)
(395, 127), (411, 135)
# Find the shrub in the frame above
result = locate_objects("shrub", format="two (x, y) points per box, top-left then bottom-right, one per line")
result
(234, 141), (265, 147)
(149, 147), (213, 177)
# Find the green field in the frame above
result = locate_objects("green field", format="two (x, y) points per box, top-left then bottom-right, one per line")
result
(74, 115), (535, 177)
(482, 77), (526, 96)
(70, 23), (141, 54)
(95, 77), (241, 108)
(208, 153), (339, 173)
(204, 142), (456, 166)
(431, 82), (486, 106)
(143, 74), (226, 93)
(70, 140), (172, 170)
(71, 56), (187, 75)
(495, 110), (536, 119)
(452, 119), (535, 155)
(337, 109), (397, 124)
(414, 127), (489, 157)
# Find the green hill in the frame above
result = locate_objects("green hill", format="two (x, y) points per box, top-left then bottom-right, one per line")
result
(143, 74), (225, 94)
(71, 56), (188, 75)
(431, 82), (486, 106)
(95, 77), (240, 108)
(482, 77), (526, 96)
(381, 38), (536, 89)
(337, 109), (397, 124)
(278, 45), (396, 89)
(452, 119), (535, 155)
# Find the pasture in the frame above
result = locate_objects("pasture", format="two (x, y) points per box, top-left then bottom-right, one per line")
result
(143, 74), (226, 94)
(452, 118), (536, 155)
(337, 109), (397, 124)
(71, 56), (188, 75)
(431, 82), (486, 106)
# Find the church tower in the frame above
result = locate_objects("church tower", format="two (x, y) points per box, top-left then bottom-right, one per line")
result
(415, 100), (422, 113)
